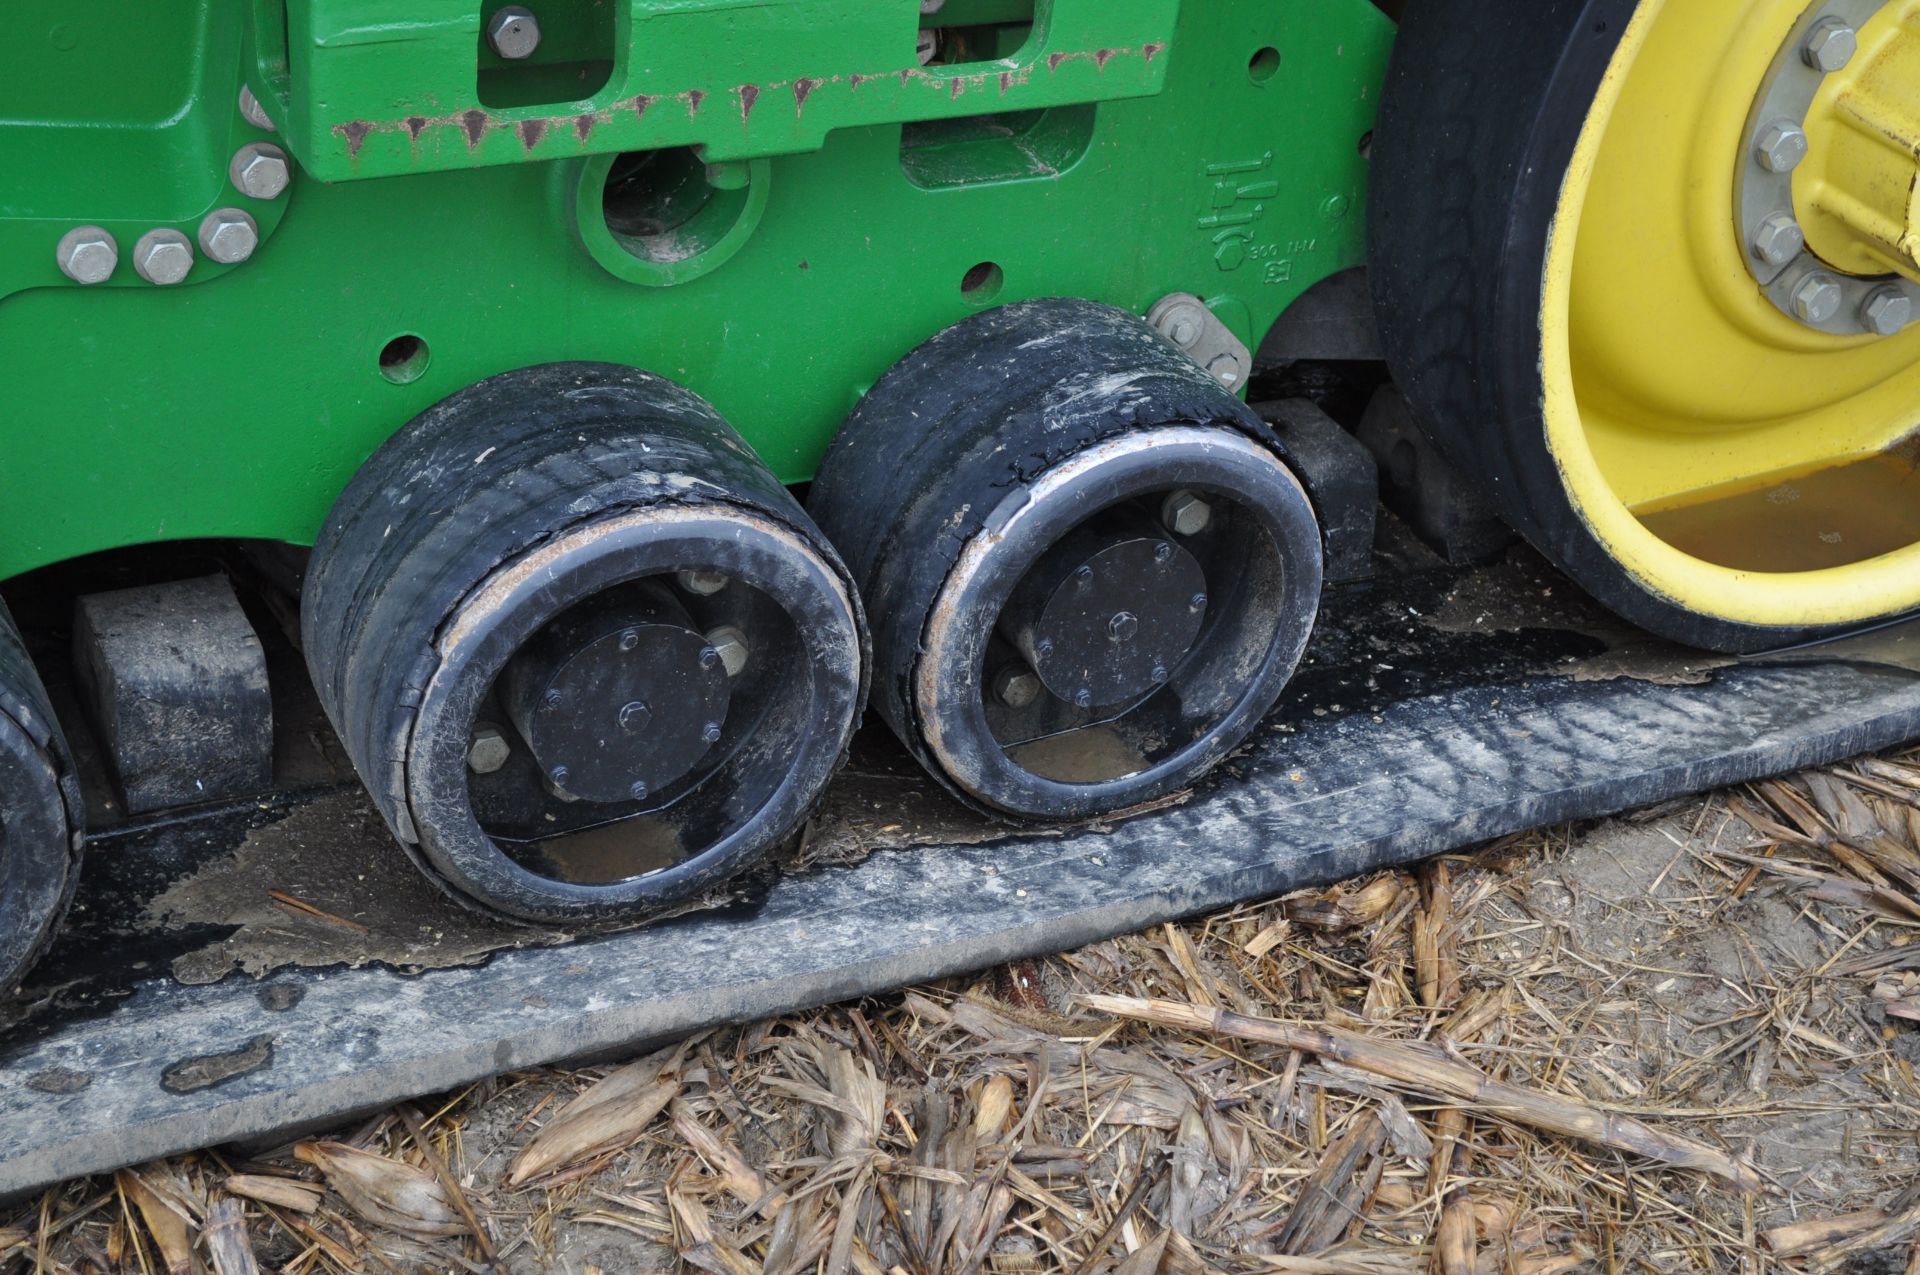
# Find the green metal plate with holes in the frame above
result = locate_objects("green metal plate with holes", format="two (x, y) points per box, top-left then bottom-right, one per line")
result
(0, 0), (1393, 581)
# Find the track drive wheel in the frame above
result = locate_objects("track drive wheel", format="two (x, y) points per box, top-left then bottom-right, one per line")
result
(303, 364), (866, 925)
(0, 602), (80, 996)
(1373, 0), (1920, 652)
(810, 299), (1322, 821)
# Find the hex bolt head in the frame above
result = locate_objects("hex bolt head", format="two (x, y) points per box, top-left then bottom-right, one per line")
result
(1162, 490), (1213, 537)
(618, 628), (640, 651)
(55, 226), (117, 284)
(230, 142), (291, 199)
(702, 721), (724, 743)
(1755, 119), (1809, 174)
(618, 700), (653, 732)
(197, 208), (259, 264)
(1752, 212), (1806, 268)
(133, 229), (194, 285)
(487, 6), (541, 59)
(1802, 17), (1857, 72)
(994, 665), (1042, 709)
(629, 780), (649, 801)
(677, 568), (729, 596)
(704, 626), (750, 678)
(1073, 688), (1094, 709)
(1189, 592), (1209, 612)
(1206, 353), (1245, 389)
(1862, 286), (1914, 337)
(1154, 303), (1208, 348)
(915, 29), (939, 65)
(467, 723), (512, 774)
(1791, 272), (1845, 325)
(1108, 612), (1140, 643)
(549, 765), (570, 787)
(237, 84), (276, 132)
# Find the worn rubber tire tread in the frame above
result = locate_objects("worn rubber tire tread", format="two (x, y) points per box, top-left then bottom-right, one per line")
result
(303, 362), (863, 920)
(811, 298), (1294, 814)
(1368, 0), (1880, 653)
(0, 602), (81, 997)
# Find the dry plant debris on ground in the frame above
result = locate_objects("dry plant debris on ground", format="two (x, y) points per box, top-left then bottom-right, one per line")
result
(10, 746), (1920, 1274)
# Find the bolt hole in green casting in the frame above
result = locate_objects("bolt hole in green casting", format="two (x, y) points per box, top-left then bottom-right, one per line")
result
(962, 261), (1005, 304)
(379, 334), (431, 385)
(577, 147), (771, 287)
(1249, 46), (1281, 84)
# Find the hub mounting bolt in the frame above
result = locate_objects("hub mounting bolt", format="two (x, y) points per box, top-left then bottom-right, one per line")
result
(618, 700), (652, 732)
(1802, 17), (1857, 73)
(1074, 564), (1095, 589)
(1073, 688), (1093, 709)
(1108, 612), (1140, 642)
(994, 665), (1042, 709)
(230, 142), (291, 199)
(197, 208), (259, 264)
(702, 721), (724, 743)
(629, 780), (649, 801)
(55, 227), (117, 284)
(1751, 212), (1805, 268)
(705, 626), (750, 677)
(1163, 491), (1213, 537)
(132, 229), (194, 286)
(1207, 353), (1245, 389)
(1151, 664), (1170, 684)
(1862, 286), (1913, 337)
(549, 765), (570, 787)
(1190, 592), (1208, 612)
(487, 6), (542, 60)
(1755, 119), (1809, 174)
(1791, 272), (1844, 325)
(618, 628), (640, 651)
(677, 568), (729, 596)
(466, 722), (512, 774)
(237, 84), (276, 132)
(543, 688), (564, 709)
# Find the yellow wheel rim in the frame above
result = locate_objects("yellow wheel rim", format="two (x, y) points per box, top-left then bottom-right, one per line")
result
(1543, 0), (1920, 629)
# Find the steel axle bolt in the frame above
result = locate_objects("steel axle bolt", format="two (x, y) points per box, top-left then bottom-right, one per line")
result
(132, 229), (193, 286)
(466, 722), (512, 774)
(487, 6), (542, 59)
(1792, 272), (1844, 325)
(1862, 286), (1913, 337)
(1802, 17), (1857, 73)
(1163, 491), (1213, 536)
(1108, 611), (1140, 642)
(1755, 119), (1809, 174)
(230, 142), (291, 199)
(55, 226), (117, 284)
(237, 84), (276, 132)
(1751, 212), (1805, 268)
(677, 568), (729, 596)
(618, 700), (652, 732)
(198, 208), (259, 264)
(705, 626), (750, 677)
(994, 666), (1042, 709)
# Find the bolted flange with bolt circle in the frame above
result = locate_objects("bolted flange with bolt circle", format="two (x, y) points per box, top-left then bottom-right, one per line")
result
(55, 227), (117, 284)
(197, 209), (259, 264)
(487, 6), (542, 59)
(230, 143), (291, 200)
(133, 229), (193, 286)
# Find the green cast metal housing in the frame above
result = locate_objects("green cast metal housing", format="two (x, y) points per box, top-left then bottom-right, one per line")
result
(0, 0), (1392, 581)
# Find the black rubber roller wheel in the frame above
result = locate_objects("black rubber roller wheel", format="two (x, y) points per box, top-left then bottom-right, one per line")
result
(810, 299), (1322, 821)
(0, 601), (81, 996)
(303, 363), (866, 925)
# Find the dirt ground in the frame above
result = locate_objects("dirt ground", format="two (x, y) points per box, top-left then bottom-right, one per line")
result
(9, 746), (1920, 1274)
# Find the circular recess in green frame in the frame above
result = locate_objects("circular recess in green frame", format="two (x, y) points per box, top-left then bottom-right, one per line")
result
(575, 147), (772, 287)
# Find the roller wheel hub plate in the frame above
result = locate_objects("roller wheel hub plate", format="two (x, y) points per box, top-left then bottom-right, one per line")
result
(1018, 537), (1206, 708)
(513, 622), (728, 803)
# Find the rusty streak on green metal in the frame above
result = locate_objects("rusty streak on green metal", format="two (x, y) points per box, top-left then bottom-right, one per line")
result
(0, 0), (1394, 581)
